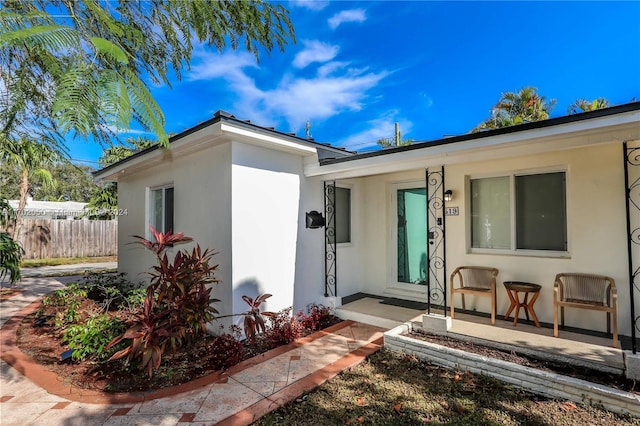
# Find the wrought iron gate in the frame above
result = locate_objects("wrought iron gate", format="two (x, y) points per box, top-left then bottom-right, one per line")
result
(426, 167), (446, 314)
(624, 141), (640, 354)
(324, 181), (337, 297)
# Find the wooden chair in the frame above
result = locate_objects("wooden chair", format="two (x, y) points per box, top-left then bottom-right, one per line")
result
(553, 273), (618, 348)
(450, 266), (499, 325)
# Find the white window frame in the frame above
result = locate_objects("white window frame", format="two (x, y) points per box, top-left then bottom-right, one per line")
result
(146, 184), (174, 239)
(335, 184), (353, 247)
(467, 168), (570, 258)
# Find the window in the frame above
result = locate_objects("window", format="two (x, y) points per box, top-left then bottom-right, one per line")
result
(150, 186), (174, 234)
(470, 172), (566, 252)
(334, 186), (351, 244)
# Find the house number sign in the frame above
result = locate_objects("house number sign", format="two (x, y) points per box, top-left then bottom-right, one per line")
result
(445, 206), (459, 216)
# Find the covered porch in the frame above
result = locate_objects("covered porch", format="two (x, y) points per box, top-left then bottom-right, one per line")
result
(335, 295), (625, 374)
(308, 107), (640, 373)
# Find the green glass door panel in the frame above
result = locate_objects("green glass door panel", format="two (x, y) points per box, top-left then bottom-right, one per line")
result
(397, 188), (427, 285)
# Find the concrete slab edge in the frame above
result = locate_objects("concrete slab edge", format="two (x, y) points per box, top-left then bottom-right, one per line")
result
(384, 324), (640, 418)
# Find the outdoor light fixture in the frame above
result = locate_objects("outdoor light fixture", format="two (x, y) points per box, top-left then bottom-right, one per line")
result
(305, 211), (325, 229)
(444, 189), (453, 202)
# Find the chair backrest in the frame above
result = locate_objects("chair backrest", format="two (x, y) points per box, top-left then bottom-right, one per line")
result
(555, 273), (614, 306)
(453, 266), (498, 289)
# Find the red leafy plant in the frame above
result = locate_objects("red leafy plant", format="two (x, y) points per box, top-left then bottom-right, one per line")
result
(106, 226), (220, 377)
(240, 293), (274, 342)
(297, 303), (334, 331)
(264, 307), (304, 345)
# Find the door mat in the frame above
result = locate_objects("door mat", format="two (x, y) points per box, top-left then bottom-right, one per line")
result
(379, 298), (429, 311)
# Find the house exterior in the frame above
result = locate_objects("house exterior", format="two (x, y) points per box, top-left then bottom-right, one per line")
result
(95, 104), (640, 346)
(8, 198), (87, 220)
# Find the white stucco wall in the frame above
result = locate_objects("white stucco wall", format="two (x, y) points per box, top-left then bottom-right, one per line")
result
(231, 141), (305, 316)
(116, 143), (233, 319)
(348, 142), (631, 335)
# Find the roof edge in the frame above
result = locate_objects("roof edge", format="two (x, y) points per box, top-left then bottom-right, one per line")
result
(93, 111), (355, 178)
(319, 102), (640, 166)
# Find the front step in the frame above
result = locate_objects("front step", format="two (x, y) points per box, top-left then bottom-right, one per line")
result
(335, 307), (403, 330)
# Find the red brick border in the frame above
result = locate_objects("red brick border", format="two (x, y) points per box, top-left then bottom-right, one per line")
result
(0, 299), (354, 404)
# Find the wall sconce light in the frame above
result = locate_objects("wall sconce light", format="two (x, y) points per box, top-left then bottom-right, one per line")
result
(305, 211), (325, 229)
(444, 189), (453, 202)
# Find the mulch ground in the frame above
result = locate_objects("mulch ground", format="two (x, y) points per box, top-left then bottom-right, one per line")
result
(409, 329), (639, 395)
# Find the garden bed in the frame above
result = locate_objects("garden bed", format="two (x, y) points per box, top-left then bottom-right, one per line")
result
(16, 298), (341, 393)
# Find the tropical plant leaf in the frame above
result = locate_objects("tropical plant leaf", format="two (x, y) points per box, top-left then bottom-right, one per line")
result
(89, 37), (128, 64)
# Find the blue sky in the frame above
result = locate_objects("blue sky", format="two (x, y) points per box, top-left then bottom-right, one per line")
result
(71, 1), (640, 167)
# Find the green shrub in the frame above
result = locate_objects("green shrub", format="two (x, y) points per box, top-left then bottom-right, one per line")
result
(80, 272), (144, 312)
(0, 231), (23, 285)
(63, 315), (126, 361)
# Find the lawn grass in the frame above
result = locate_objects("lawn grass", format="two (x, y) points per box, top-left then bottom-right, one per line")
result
(20, 256), (117, 268)
(256, 349), (639, 425)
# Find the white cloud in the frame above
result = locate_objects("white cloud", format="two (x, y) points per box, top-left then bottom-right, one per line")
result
(185, 49), (388, 132)
(289, 0), (329, 11)
(265, 70), (388, 127)
(293, 40), (339, 69)
(317, 61), (349, 77)
(338, 111), (414, 150)
(328, 9), (366, 30)
(188, 50), (258, 82)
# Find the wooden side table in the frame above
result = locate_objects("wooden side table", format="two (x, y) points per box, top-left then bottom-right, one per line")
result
(503, 281), (542, 327)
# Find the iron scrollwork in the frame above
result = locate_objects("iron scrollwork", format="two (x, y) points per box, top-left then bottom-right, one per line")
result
(426, 167), (447, 314)
(324, 181), (337, 297)
(624, 141), (640, 354)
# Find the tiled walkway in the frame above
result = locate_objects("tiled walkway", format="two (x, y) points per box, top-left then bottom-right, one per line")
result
(0, 278), (385, 425)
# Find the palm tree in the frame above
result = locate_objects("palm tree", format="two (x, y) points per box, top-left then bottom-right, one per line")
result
(472, 87), (556, 132)
(567, 98), (610, 115)
(0, 139), (58, 238)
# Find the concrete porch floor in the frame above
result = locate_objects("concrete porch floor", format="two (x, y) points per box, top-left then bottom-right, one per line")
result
(336, 297), (625, 373)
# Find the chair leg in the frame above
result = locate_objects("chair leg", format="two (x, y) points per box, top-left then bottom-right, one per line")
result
(607, 311), (611, 335)
(553, 302), (559, 338)
(491, 291), (496, 325)
(450, 282), (455, 319)
(560, 306), (565, 327)
(461, 294), (466, 310)
(613, 307), (618, 349)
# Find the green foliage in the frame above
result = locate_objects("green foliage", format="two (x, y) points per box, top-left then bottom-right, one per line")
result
(0, 1), (295, 148)
(0, 231), (23, 284)
(377, 137), (414, 148)
(41, 283), (87, 307)
(41, 283), (86, 325)
(567, 98), (610, 114)
(98, 137), (154, 169)
(472, 87), (556, 132)
(0, 199), (16, 227)
(80, 272), (144, 313)
(63, 314), (126, 361)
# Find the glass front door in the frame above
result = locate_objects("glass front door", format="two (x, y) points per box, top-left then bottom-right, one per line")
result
(395, 186), (428, 286)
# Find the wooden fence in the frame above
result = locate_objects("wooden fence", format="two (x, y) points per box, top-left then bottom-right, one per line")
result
(6, 219), (117, 259)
